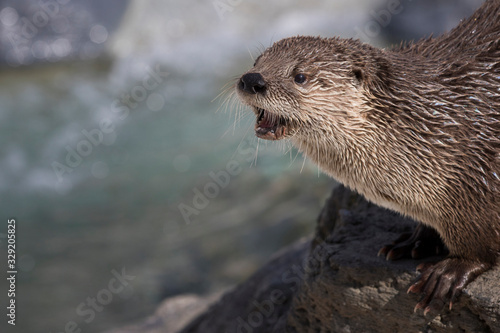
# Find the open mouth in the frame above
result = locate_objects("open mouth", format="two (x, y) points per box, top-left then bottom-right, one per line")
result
(254, 108), (287, 140)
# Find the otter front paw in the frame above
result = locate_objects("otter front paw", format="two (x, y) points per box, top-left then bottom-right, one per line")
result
(378, 223), (446, 260)
(407, 258), (490, 314)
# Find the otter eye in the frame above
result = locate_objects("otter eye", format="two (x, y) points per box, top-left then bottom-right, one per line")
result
(294, 73), (307, 84)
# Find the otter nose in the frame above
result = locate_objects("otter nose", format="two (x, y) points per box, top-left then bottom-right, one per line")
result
(239, 73), (266, 94)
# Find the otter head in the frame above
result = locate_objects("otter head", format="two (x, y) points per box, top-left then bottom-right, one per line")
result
(236, 36), (390, 142)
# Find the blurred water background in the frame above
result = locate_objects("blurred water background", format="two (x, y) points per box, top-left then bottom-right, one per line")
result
(0, 0), (482, 332)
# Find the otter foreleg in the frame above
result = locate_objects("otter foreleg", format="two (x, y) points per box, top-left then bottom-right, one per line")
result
(378, 223), (446, 260)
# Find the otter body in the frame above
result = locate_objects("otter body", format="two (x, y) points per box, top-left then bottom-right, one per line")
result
(236, 0), (500, 312)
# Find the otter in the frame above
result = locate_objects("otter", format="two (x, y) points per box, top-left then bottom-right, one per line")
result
(235, 0), (500, 314)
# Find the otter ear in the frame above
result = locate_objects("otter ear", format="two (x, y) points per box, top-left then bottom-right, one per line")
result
(352, 56), (391, 90)
(352, 67), (364, 82)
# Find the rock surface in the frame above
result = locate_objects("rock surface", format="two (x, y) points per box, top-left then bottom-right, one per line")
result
(104, 293), (223, 333)
(113, 185), (500, 332)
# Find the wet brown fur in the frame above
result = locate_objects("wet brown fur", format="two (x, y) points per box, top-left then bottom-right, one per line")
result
(237, 0), (500, 310)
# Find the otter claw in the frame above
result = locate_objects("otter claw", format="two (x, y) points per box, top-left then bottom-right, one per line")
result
(408, 258), (490, 314)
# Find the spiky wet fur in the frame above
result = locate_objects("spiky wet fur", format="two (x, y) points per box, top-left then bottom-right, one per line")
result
(236, 0), (500, 309)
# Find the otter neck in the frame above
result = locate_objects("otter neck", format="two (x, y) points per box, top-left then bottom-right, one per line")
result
(291, 119), (443, 227)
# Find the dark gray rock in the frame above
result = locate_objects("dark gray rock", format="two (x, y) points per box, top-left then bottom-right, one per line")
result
(0, 0), (128, 66)
(381, 0), (484, 44)
(114, 185), (500, 332)
(286, 186), (500, 333)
